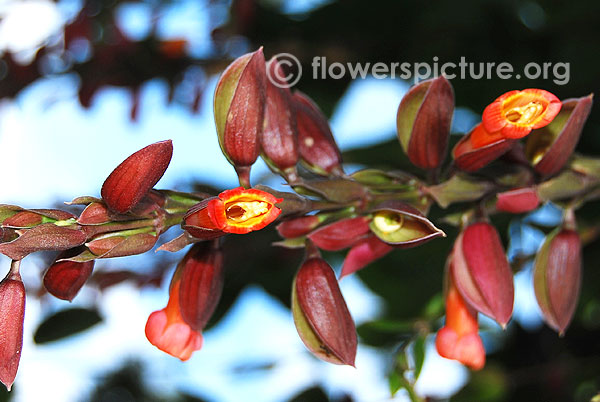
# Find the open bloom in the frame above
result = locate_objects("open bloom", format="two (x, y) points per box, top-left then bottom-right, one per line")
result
(480, 89), (561, 142)
(145, 280), (203, 361)
(436, 272), (485, 370)
(183, 187), (283, 238)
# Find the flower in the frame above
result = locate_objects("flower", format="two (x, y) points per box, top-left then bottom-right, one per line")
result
(436, 272), (485, 370)
(183, 187), (283, 238)
(481, 89), (561, 141)
(145, 280), (203, 361)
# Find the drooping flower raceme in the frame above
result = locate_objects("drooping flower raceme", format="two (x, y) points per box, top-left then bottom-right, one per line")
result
(183, 187), (283, 239)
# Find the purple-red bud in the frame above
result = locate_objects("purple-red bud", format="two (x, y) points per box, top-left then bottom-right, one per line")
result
(77, 202), (111, 225)
(533, 228), (581, 335)
(177, 242), (225, 331)
(451, 222), (514, 327)
(101, 140), (173, 214)
(340, 235), (393, 278)
(260, 57), (299, 181)
(293, 91), (343, 176)
(292, 257), (357, 366)
(307, 217), (370, 251)
(277, 215), (321, 239)
(496, 187), (540, 214)
(526, 95), (593, 176)
(0, 261), (25, 391)
(0, 224), (87, 260)
(397, 76), (454, 169)
(214, 48), (267, 188)
(44, 249), (95, 301)
(86, 232), (157, 258)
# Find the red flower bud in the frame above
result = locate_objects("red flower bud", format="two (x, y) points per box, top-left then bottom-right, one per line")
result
(436, 273), (485, 370)
(340, 235), (393, 278)
(525, 95), (593, 176)
(451, 222), (514, 327)
(2, 211), (43, 228)
(260, 57), (299, 181)
(77, 202), (111, 225)
(44, 249), (95, 301)
(145, 279), (203, 361)
(214, 48), (267, 188)
(0, 224), (87, 260)
(276, 215), (321, 239)
(86, 231), (157, 258)
(0, 261), (26, 391)
(293, 91), (343, 176)
(307, 216), (370, 251)
(101, 140), (173, 214)
(496, 187), (540, 213)
(396, 76), (454, 169)
(292, 257), (357, 366)
(177, 242), (224, 331)
(183, 187), (282, 238)
(452, 124), (516, 172)
(533, 228), (581, 335)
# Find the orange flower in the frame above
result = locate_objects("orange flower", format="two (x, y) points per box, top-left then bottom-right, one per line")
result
(145, 281), (203, 361)
(435, 273), (485, 370)
(482, 89), (561, 140)
(183, 187), (283, 238)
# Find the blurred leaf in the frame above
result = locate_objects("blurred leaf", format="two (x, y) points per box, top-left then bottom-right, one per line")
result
(288, 386), (330, 402)
(451, 366), (508, 402)
(412, 335), (426, 381)
(34, 308), (102, 344)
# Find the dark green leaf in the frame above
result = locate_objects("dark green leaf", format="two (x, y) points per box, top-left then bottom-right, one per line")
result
(34, 308), (102, 344)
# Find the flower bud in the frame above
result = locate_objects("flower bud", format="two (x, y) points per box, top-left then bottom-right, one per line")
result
(436, 272), (485, 370)
(44, 249), (94, 301)
(307, 217), (370, 251)
(292, 256), (357, 365)
(451, 222), (514, 327)
(183, 187), (282, 238)
(177, 242), (224, 331)
(2, 211), (43, 228)
(368, 201), (445, 247)
(86, 230), (157, 258)
(533, 228), (581, 335)
(340, 235), (393, 278)
(0, 224), (87, 260)
(293, 91), (343, 176)
(277, 215), (321, 239)
(145, 279), (203, 361)
(0, 261), (25, 391)
(452, 124), (516, 172)
(214, 48), (267, 188)
(101, 140), (173, 214)
(77, 202), (111, 225)
(260, 57), (299, 181)
(525, 95), (593, 176)
(396, 76), (454, 169)
(496, 187), (540, 214)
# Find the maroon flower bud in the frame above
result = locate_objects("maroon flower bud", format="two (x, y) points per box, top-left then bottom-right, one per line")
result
(292, 256), (357, 366)
(214, 48), (267, 188)
(0, 224), (87, 260)
(44, 249), (95, 301)
(86, 231), (157, 258)
(396, 76), (454, 169)
(307, 217), (370, 251)
(368, 201), (445, 247)
(260, 57), (299, 181)
(533, 228), (581, 335)
(277, 215), (321, 239)
(496, 187), (540, 213)
(451, 222), (514, 327)
(452, 124), (516, 172)
(177, 241), (224, 331)
(526, 95), (593, 176)
(101, 140), (173, 214)
(2, 211), (43, 228)
(340, 235), (393, 278)
(0, 261), (25, 391)
(77, 202), (111, 225)
(293, 91), (343, 176)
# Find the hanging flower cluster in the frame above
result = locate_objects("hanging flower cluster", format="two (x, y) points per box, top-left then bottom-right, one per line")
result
(0, 47), (595, 392)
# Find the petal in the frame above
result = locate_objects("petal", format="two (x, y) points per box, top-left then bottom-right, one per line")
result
(340, 236), (393, 278)
(469, 123), (505, 149)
